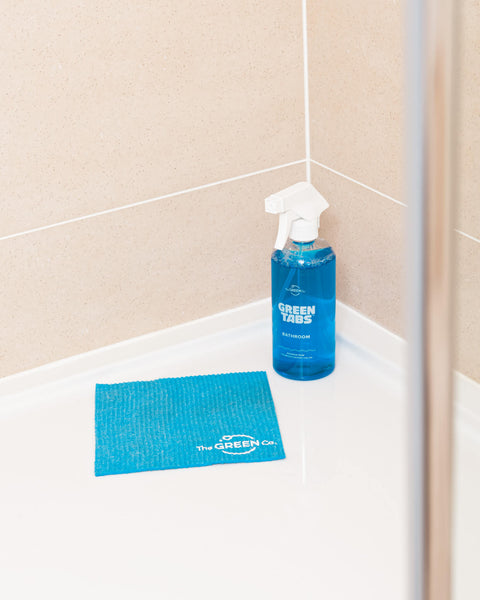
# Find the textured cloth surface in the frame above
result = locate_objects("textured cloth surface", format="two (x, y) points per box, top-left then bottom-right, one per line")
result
(95, 371), (285, 476)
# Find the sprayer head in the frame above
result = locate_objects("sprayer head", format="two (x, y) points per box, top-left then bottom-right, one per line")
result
(265, 182), (329, 249)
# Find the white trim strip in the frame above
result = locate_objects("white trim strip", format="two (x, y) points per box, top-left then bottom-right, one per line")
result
(4, 299), (401, 397)
(1, 297), (478, 433)
(302, 0), (311, 183)
(336, 302), (406, 370)
(455, 372), (480, 430)
(311, 159), (407, 207)
(0, 299), (271, 398)
(0, 159), (306, 242)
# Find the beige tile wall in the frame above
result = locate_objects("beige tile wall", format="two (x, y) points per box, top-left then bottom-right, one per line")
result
(458, 0), (480, 240)
(307, 0), (404, 200)
(2, 0), (479, 382)
(0, 1), (305, 377)
(455, 0), (480, 381)
(0, 165), (303, 377)
(456, 235), (480, 382)
(311, 164), (405, 336)
(0, 1), (304, 238)
(308, 0), (480, 382)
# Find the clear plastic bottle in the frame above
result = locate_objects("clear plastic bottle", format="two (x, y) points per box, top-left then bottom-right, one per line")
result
(271, 237), (336, 380)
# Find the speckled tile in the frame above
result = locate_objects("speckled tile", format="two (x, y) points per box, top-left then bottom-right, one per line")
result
(313, 162), (480, 384)
(0, 1), (304, 238)
(0, 163), (304, 377)
(311, 162), (405, 336)
(457, 0), (480, 241)
(308, 0), (404, 201)
(455, 233), (480, 382)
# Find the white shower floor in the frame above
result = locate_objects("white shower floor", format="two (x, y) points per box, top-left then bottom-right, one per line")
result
(0, 301), (478, 600)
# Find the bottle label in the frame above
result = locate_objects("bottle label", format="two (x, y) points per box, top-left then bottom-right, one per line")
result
(275, 300), (322, 359)
(277, 302), (315, 325)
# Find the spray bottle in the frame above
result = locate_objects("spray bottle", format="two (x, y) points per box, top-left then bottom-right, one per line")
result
(265, 182), (335, 380)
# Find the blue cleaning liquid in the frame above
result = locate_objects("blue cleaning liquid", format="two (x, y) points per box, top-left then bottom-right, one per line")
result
(271, 239), (336, 380)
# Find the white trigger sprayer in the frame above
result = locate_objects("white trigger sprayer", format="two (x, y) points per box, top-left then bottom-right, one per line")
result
(265, 182), (329, 249)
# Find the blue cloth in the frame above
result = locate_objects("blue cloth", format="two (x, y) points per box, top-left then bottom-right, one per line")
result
(95, 371), (285, 476)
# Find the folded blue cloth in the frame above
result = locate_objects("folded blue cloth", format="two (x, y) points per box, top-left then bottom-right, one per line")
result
(95, 371), (285, 476)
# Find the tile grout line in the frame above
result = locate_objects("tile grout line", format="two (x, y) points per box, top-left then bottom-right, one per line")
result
(312, 159), (480, 244)
(311, 159), (407, 207)
(0, 159), (306, 242)
(455, 229), (480, 245)
(302, 0), (311, 183)
(302, 3), (471, 246)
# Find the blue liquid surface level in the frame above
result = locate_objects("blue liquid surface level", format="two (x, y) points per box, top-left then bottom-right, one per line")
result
(271, 239), (336, 381)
